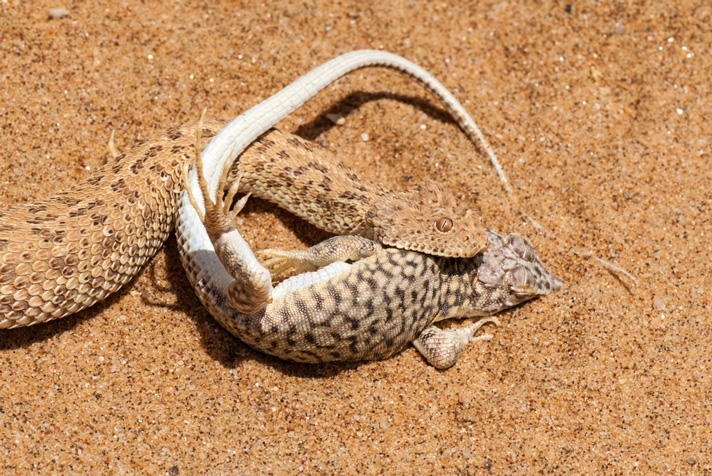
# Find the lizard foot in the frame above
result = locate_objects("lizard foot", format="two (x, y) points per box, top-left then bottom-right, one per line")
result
(182, 110), (251, 239)
(412, 317), (500, 369)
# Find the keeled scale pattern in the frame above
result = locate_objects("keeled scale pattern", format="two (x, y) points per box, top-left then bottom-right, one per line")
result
(0, 121), (223, 328)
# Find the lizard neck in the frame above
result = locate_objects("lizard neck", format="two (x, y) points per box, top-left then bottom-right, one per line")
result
(435, 257), (484, 321)
(438, 228), (566, 322)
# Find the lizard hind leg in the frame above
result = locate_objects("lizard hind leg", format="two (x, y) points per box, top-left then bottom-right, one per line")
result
(412, 317), (499, 369)
(187, 110), (273, 315)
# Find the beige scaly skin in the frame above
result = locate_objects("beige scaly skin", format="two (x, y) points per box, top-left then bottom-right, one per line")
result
(2, 50), (498, 330)
(0, 121), (201, 328)
(0, 122), (480, 329)
(230, 128), (484, 258)
(186, 138), (564, 368)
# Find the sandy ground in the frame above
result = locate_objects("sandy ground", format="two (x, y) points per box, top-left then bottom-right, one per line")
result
(1, 1), (711, 474)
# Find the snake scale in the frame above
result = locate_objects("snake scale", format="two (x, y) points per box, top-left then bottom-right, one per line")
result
(1, 51), (500, 330)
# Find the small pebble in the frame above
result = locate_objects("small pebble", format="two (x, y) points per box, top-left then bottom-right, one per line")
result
(326, 113), (345, 125)
(653, 297), (667, 311)
(49, 8), (70, 19)
(360, 133), (369, 142)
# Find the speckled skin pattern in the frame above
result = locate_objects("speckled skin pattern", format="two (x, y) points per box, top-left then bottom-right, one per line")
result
(0, 121), (484, 329)
(0, 121), (207, 328)
(204, 226), (563, 368)
(232, 128), (486, 258)
(184, 121), (563, 368)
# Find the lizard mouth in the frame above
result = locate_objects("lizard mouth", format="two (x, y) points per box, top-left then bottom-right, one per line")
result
(476, 229), (564, 302)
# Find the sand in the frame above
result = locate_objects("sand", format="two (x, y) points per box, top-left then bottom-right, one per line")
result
(1, 1), (710, 474)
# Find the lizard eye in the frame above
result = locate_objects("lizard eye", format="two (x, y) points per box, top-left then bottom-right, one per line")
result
(435, 217), (453, 232)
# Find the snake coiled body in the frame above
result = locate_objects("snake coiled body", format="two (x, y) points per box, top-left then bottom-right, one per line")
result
(2, 50), (503, 330)
(0, 122), (484, 328)
(0, 121), (219, 327)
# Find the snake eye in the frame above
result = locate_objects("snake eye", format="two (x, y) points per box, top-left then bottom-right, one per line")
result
(435, 217), (453, 232)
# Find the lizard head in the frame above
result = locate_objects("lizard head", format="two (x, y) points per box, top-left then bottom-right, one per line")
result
(366, 180), (488, 258)
(476, 229), (564, 308)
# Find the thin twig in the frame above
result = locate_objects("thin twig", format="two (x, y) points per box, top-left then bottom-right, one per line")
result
(476, 127), (638, 290)
(107, 129), (118, 159)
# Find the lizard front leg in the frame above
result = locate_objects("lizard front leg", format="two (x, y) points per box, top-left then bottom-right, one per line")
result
(261, 235), (383, 276)
(412, 317), (499, 369)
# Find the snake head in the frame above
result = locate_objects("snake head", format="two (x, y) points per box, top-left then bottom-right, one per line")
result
(366, 180), (488, 258)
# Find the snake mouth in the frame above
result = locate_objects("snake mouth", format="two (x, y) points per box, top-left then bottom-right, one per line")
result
(378, 235), (473, 258)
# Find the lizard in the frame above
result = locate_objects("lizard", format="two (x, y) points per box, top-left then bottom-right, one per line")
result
(1, 50), (498, 329)
(180, 115), (564, 368)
